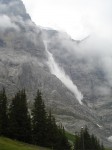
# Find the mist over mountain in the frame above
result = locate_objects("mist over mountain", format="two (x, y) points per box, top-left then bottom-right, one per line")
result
(0, 0), (112, 147)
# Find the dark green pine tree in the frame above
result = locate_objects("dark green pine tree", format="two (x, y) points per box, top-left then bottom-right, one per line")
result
(74, 133), (80, 150)
(57, 126), (71, 150)
(74, 127), (105, 150)
(32, 90), (47, 146)
(83, 126), (91, 150)
(0, 88), (8, 136)
(46, 110), (55, 148)
(8, 89), (32, 143)
(46, 110), (71, 149)
(101, 143), (105, 150)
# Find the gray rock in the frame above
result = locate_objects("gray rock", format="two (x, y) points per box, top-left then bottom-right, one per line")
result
(0, 0), (111, 147)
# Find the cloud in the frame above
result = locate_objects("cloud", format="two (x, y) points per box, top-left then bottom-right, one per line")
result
(22, 0), (112, 74)
(42, 27), (112, 90)
(99, 57), (112, 85)
(0, 0), (28, 17)
(22, 0), (112, 40)
(0, 0), (30, 32)
(0, 15), (19, 30)
(96, 86), (111, 96)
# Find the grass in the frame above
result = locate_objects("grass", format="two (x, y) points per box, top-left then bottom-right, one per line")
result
(0, 137), (50, 150)
(65, 132), (112, 150)
(65, 131), (75, 143)
(0, 136), (111, 150)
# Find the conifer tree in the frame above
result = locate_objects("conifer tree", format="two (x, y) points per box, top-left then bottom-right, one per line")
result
(74, 126), (105, 150)
(74, 133), (80, 150)
(8, 89), (31, 143)
(57, 126), (71, 150)
(83, 126), (91, 150)
(32, 90), (47, 146)
(45, 111), (70, 149)
(0, 88), (8, 136)
(46, 110), (55, 147)
(101, 143), (105, 150)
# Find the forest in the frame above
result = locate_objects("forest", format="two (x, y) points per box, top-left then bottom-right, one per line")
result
(0, 88), (105, 150)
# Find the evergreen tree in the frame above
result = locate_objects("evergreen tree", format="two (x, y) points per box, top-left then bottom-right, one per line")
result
(74, 126), (105, 150)
(101, 143), (105, 150)
(0, 88), (8, 136)
(32, 90), (47, 146)
(83, 126), (91, 150)
(32, 90), (70, 149)
(57, 126), (71, 150)
(74, 133), (80, 150)
(46, 111), (71, 149)
(8, 89), (31, 143)
(46, 110), (56, 148)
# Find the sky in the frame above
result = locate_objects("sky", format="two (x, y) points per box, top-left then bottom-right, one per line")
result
(22, 0), (112, 40)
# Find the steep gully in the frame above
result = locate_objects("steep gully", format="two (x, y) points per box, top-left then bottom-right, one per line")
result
(44, 41), (83, 105)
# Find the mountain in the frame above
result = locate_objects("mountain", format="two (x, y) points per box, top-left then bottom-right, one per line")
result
(0, 0), (112, 147)
(43, 29), (112, 146)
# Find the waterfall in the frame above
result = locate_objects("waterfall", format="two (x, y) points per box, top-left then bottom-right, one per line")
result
(44, 41), (83, 105)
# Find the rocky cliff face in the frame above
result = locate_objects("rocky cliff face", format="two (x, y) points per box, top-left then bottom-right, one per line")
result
(41, 29), (112, 146)
(0, 0), (112, 146)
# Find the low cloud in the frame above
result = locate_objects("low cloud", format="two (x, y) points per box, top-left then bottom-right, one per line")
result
(0, 15), (19, 30)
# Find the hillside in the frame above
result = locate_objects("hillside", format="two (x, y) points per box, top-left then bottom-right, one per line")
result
(0, 137), (50, 150)
(0, 0), (112, 147)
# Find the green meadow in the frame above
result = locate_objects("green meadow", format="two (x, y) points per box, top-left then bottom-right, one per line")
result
(0, 137), (50, 150)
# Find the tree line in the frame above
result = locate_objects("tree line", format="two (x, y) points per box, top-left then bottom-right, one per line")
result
(0, 88), (70, 150)
(74, 126), (105, 150)
(0, 88), (105, 150)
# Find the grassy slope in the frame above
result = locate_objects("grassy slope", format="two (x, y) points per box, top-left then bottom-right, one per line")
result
(65, 131), (75, 143)
(0, 137), (50, 150)
(0, 136), (112, 150)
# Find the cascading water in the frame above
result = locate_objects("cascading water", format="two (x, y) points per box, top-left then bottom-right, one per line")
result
(44, 41), (83, 105)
